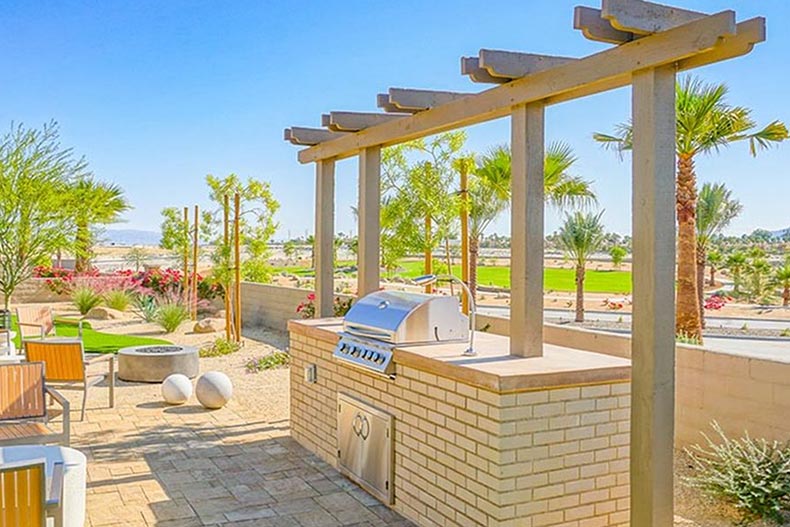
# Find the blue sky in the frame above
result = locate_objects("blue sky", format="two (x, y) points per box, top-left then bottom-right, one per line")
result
(2, 1), (788, 240)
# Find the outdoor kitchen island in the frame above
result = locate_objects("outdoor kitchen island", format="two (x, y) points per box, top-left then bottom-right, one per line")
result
(289, 318), (632, 527)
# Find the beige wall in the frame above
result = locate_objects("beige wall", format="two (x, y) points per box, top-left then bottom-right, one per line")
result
(240, 281), (352, 331)
(479, 315), (790, 447)
(1, 278), (68, 306)
(290, 325), (630, 527)
(247, 283), (790, 448)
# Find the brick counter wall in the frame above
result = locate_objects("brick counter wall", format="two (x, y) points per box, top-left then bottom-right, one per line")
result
(290, 326), (631, 527)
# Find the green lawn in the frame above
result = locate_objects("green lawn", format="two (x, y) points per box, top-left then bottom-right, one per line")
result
(395, 260), (632, 294)
(9, 317), (170, 354)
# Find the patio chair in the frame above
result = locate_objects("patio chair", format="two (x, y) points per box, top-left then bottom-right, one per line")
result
(0, 459), (65, 527)
(15, 306), (83, 341)
(0, 362), (70, 447)
(24, 340), (114, 422)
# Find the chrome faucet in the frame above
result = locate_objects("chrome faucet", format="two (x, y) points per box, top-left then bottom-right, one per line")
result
(413, 274), (477, 356)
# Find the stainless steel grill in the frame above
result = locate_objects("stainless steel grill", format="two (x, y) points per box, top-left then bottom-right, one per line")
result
(333, 291), (469, 378)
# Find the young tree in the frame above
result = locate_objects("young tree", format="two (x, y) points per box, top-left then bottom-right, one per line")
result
(558, 211), (606, 323)
(69, 177), (130, 272)
(202, 174), (280, 284)
(726, 251), (747, 295)
(595, 76), (788, 341)
(159, 207), (190, 260)
(124, 246), (147, 271)
(467, 142), (595, 297)
(609, 245), (627, 269)
(282, 240), (298, 263)
(775, 263), (790, 307)
(695, 182), (742, 324)
(707, 249), (723, 286)
(0, 122), (82, 309)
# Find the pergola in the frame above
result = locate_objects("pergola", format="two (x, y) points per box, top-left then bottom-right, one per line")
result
(284, 1), (764, 524)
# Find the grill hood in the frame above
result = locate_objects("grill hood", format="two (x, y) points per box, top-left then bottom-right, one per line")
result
(342, 290), (469, 345)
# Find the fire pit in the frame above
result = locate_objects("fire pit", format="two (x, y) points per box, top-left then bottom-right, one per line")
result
(117, 345), (199, 383)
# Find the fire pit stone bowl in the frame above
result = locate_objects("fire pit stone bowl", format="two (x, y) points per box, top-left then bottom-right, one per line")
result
(118, 344), (199, 383)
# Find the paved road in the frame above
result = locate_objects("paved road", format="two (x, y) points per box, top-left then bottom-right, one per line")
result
(478, 304), (790, 360)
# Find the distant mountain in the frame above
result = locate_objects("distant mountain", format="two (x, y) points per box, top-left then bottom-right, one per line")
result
(770, 227), (790, 239)
(101, 229), (161, 247)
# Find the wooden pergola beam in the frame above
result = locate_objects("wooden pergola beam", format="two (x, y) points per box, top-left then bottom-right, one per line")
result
(322, 111), (405, 132)
(461, 57), (510, 84)
(602, 0), (706, 34)
(463, 51), (580, 84)
(296, 11), (740, 163)
(284, 127), (348, 146)
(551, 16), (763, 106)
(574, 5), (635, 44)
(384, 88), (473, 112)
(377, 94), (419, 114)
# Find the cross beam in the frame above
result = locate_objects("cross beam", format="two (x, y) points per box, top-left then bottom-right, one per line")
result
(603, 0), (705, 34)
(379, 88), (472, 113)
(295, 11), (743, 163)
(463, 50), (578, 84)
(284, 127), (348, 146)
(322, 111), (405, 132)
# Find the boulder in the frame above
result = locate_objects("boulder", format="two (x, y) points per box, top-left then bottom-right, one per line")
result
(85, 306), (125, 320)
(193, 318), (224, 334)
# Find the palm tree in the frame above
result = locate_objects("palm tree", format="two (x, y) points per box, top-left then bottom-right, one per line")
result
(707, 249), (723, 286)
(695, 182), (742, 324)
(726, 251), (747, 295)
(775, 263), (790, 307)
(594, 76), (787, 341)
(467, 142), (595, 298)
(558, 211), (606, 322)
(69, 178), (131, 272)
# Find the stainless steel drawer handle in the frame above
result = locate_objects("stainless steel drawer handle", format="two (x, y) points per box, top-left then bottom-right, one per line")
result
(352, 413), (370, 440)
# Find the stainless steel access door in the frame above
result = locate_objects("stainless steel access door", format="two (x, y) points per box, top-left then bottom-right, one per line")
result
(337, 393), (394, 504)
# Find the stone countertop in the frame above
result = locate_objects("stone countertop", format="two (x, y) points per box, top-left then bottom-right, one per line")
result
(289, 318), (631, 393)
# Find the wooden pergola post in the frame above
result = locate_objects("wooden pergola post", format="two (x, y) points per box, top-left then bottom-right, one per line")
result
(630, 64), (677, 527)
(357, 146), (381, 296)
(315, 159), (336, 317)
(510, 102), (545, 358)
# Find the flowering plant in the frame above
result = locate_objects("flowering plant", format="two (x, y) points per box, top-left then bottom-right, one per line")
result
(296, 293), (353, 319)
(704, 293), (733, 311)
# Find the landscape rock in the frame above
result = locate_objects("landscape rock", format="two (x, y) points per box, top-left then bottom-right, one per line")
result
(85, 306), (125, 320)
(193, 318), (224, 334)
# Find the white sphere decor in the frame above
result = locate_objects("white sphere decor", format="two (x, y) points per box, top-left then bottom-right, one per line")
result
(161, 374), (193, 405)
(196, 371), (233, 409)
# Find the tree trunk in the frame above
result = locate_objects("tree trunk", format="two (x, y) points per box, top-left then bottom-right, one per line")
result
(784, 285), (789, 307)
(696, 244), (706, 329)
(444, 237), (455, 296)
(709, 265), (716, 287)
(75, 221), (91, 273)
(675, 155), (703, 341)
(575, 264), (585, 323)
(469, 236), (480, 301)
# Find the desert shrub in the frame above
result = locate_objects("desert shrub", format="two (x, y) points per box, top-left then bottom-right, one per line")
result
(676, 331), (702, 345)
(153, 301), (190, 334)
(134, 294), (157, 322)
(245, 352), (290, 373)
(72, 286), (103, 315)
(103, 289), (133, 311)
(684, 421), (790, 526)
(200, 338), (241, 358)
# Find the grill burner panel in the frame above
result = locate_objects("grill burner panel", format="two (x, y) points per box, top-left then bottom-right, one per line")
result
(333, 334), (395, 378)
(332, 291), (469, 378)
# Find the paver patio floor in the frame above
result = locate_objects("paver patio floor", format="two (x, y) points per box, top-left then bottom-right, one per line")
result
(67, 366), (414, 527)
